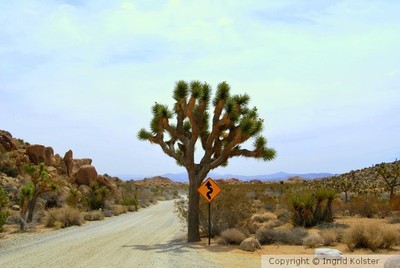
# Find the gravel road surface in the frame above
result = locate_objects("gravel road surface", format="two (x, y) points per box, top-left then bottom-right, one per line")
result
(0, 200), (221, 268)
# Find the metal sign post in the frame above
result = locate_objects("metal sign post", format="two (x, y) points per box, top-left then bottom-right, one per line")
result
(198, 177), (222, 246)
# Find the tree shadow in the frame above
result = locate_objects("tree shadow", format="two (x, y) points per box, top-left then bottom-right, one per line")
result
(122, 237), (238, 254)
(122, 237), (197, 254)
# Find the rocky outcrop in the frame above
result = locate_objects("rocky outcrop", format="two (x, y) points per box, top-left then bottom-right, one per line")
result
(63, 150), (73, 177)
(44, 147), (55, 165)
(240, 238), (261, 252)
(73, 158), (92, 173)
(26, 144), (55, 165)
(97, 175), (115, 190)
(0, 130), (16, 151)
(26, 144), (46, 164)
(74, 165), (98, 187)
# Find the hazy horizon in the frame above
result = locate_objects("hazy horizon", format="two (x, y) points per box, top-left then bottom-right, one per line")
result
(1, 1), (399, 177)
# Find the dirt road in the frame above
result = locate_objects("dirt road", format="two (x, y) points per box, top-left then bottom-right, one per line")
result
(0, 200), (221, 268)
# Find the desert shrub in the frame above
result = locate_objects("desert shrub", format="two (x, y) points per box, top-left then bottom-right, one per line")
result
(0, 210), (8, 232)
(109, 205), (127, 216)
(126, 205), (138, 212)
(138, 190), (155, 207)
(260, 195), (278, 211)
(387, 214), (400, 224)
(248, 219), (282, 234)
(84, 182), (109, 210)
(53, 220), (63, 230)
(121, 196), (139, 209)
(319, 229), (338, 246)
(0, 186), (9, 232)
(303, 233), (323, 248)
(251, 212), (277, 223)
(347, 195), (378, 218)
(344, 222), (400, 251)
(289, 188), (336, 227)
(219, 228), (247, 245)
(174, 185), (254, 236)
(390, 195), (400, 211)
(42, 191), (64, 209)
(275, 209), (291, 224)
(117, 183), (139, 210)
(256, 227), (308, 245)
(381, 226), (400, 249)
(174, 197), (187, 222)
(44, 206), (84, 228)
(66, 188), (82, 208)
(84, 211), (105, 221)
(199, 185), (254, 236)
(0, 164), (18, 178)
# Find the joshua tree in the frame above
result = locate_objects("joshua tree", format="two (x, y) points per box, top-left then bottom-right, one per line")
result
(376, 162), (400, 200)
(334, 171), (358, 203)
(19, 163), (56, 231)
(138, 80), (276, 242)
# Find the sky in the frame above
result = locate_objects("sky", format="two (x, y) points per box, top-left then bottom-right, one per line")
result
(1, 0), (399, 178)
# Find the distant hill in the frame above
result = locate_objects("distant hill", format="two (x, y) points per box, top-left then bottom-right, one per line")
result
(120, 171), (335, 182)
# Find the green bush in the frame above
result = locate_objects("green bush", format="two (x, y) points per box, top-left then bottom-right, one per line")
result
(121, 197), (139, 209)
(0, 164), (18, 178)
(84, 182), (109, 210)
(0, 185), (9, 232)
(289, 188), (336, 227)
(66, 188), (82, 208)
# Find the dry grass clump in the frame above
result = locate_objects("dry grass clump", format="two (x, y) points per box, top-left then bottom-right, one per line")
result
(387, 215), (400, 224)
(111, 205), (127, 216)
(218, 228), (247, 245)
(319, 229), (339, 246)
(84, 211), (105, 221)
(44, 206), (85, 228)
(275, 209), (291, 224)
(251, 212), (277, 223)
(303, 233), (323, 248)
(256, 227), (308, 245)
(344, 222), (400, 251)
(103, 205), (128, 217)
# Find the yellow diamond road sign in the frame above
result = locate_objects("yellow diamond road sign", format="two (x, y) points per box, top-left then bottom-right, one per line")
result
(198, 177), (221, 203)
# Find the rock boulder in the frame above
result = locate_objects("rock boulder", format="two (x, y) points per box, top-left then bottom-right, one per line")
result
(74, 165), (98, 187)
(63, 150), (73, 177)
(26, 144), (46, 164)
(240, 238), (261, 252)
(0, 130), (16, 151)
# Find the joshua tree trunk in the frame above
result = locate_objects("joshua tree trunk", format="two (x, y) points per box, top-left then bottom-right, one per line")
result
(187, 179), (201, 242)
(389, 187), (395, 200)
(27, 194), (38, 223)
(187, 168), (207, 242)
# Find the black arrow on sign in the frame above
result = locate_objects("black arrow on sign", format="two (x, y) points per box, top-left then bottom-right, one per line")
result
(205, 181), (213, 200)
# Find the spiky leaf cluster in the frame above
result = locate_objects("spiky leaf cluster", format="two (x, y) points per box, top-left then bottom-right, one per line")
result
(138, 80), (276, 178)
